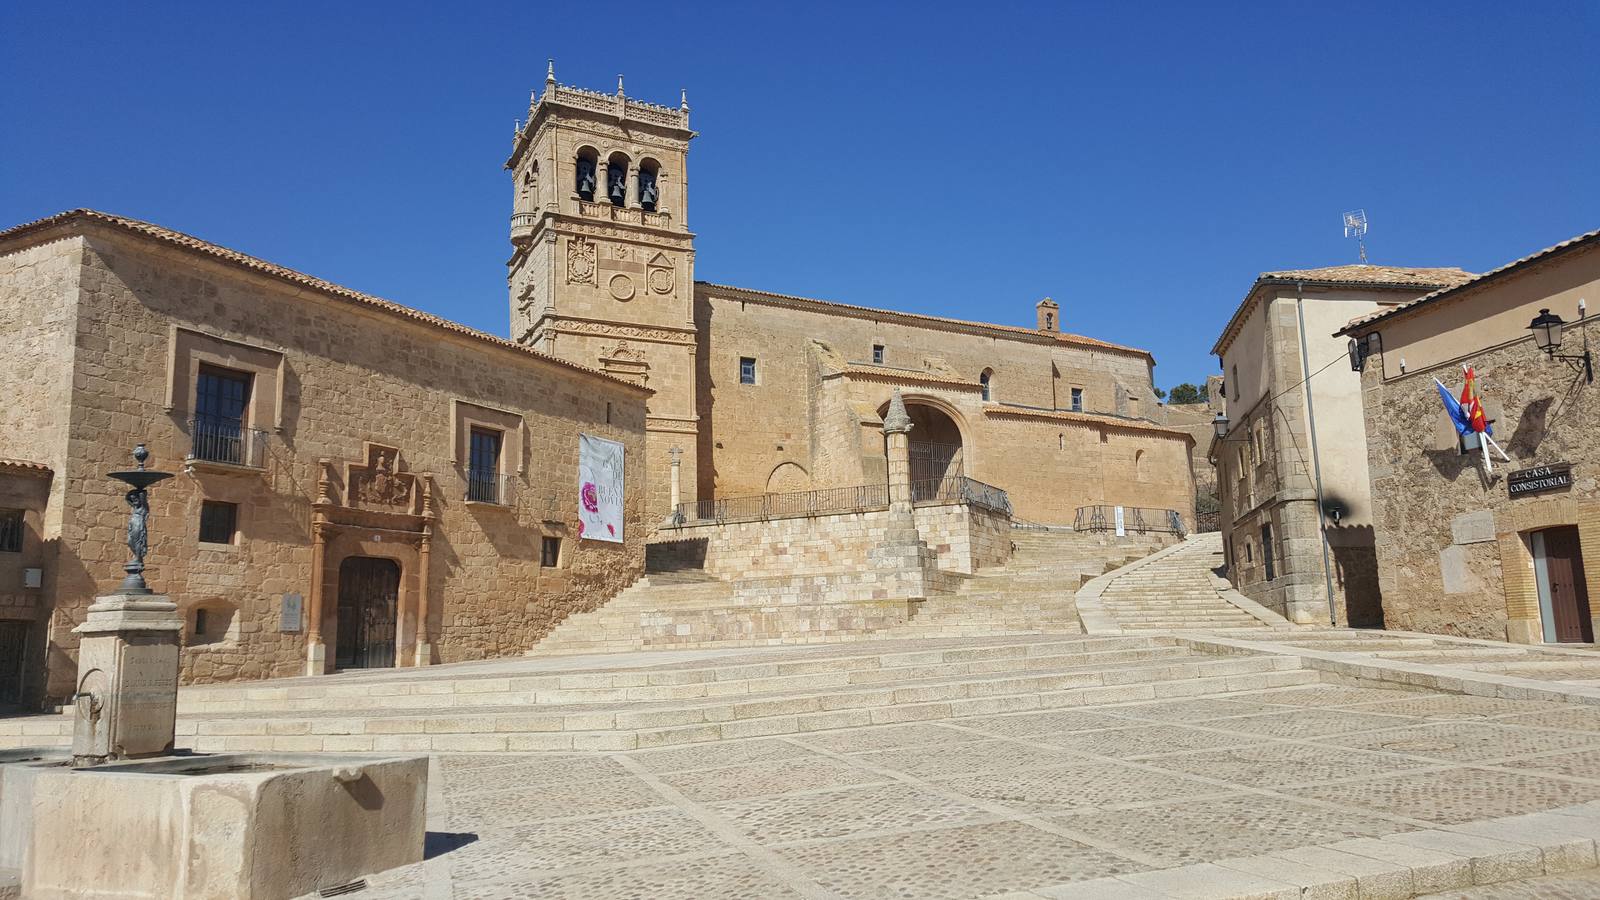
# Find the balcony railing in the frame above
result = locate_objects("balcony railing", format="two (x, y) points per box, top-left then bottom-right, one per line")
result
(187, 417), (268, 468)
(909, 476), (1011, 515)
(1073, 505), (1185, 537)
(576, 199), (671, 229)
(670, 475), (1011, 526)
(466, 470), (514, 505)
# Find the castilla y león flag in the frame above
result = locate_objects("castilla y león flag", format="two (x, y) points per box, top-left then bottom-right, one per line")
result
(1459, 367), (1490, 435)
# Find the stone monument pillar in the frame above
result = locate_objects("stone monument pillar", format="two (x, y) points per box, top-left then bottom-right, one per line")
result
(72, 445), (182, 767)
(872, 390), (934, 601)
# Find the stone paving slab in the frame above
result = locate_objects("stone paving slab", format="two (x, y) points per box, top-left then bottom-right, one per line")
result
(335, 676), (1600, 899)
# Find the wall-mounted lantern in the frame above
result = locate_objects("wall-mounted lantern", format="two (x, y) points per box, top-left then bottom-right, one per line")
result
(1528, 303), (1592, 384)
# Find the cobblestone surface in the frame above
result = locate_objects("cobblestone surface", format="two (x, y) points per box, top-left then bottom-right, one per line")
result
(340, 667), (1600, 899)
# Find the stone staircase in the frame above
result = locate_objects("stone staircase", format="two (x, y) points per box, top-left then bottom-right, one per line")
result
(883, 529), (1171, 637)
(1213, 628), (1600, 685)
(1092, 533), (1276, 631)
(0, 634), (1316, 753)
(531, 527), (1174, 651)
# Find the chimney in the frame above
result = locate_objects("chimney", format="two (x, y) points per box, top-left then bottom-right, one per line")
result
(1036, 297), (1060, 333)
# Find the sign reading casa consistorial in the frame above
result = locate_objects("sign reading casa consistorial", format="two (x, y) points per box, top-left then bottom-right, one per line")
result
(1507, 463), (1573, 498)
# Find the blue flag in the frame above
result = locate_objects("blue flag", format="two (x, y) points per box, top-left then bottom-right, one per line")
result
(1435, 378), (1470, 436)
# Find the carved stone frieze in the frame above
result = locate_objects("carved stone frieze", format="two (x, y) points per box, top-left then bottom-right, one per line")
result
(598, 340), (649, 387)
(561, 218), (693, 248)
(547, 318), (696, 345)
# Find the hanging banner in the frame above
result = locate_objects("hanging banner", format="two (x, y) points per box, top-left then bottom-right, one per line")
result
(578, 434), (625, 543)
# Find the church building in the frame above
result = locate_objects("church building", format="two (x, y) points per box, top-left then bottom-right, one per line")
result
(507, 69), (1196, 527)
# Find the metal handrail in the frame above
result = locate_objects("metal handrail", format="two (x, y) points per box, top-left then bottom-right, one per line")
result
(670, 475), (1011, 526)
(187, 416), (268, 468)
(1072, 505), (1185, 536)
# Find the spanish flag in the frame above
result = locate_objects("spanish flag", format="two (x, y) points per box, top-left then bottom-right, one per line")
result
(1459, 367), (1489, 435)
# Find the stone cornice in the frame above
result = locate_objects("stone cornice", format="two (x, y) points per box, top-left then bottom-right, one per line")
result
(984, 404), (1194, 443)
(508, 82), (694, 171)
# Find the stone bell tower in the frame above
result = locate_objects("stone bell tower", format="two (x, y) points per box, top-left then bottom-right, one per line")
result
(506, 63), (699, 519)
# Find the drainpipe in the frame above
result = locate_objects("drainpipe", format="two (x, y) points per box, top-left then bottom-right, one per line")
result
(1296, 281), (1338, 626)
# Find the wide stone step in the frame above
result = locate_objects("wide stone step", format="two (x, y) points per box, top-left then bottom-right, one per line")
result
(0, 659), (1315, 753)
(172, 642), (1189, 714)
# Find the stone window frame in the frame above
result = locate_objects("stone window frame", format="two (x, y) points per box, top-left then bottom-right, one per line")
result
(164, 326), (286, 433)
(1069, 387), (1084, 412)
(739, 356), (757, 385)
(450, 400), (526, 476)
(0, 507), (21, 553)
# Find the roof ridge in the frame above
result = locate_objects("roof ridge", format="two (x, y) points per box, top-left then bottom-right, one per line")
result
(0, 209), (650, 392)
(1339, 227), (1600, 335)
(695, 280), (1153, 358)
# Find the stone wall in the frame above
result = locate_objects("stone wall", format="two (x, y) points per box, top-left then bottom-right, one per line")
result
(1360, 335), (1600, 641)
(692, 285), (1195, 526)
(650, 500), (1012, 583)
(0, 222), (651, 702)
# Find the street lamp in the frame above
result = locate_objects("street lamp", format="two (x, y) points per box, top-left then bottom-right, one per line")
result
(1528, 304), (1593, 384)
(1212, 411), (1229, 440)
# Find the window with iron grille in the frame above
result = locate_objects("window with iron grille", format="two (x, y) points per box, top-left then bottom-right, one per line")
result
(1070, 387), (1083, 412)
(872, 344), (884, 364)
(193, 365), (253, 463)
(0, 508), (22, 552)
(1261, 524), (1276, 581)
(739, 357), (756, 385)
(541, 536), (561, 568)
(468, 428), (503, 503)
(199, 501), (237, 545)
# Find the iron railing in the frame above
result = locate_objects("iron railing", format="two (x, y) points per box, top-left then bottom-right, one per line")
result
(466, 470), (514, 505)
(1073, 505), (1185, 537)
(909, 441), (964, 481)
(677, 483), (889, 525)
(187, 416), (268, 468)
(671, 475), (1011, 526)
(1194, 510), (1221, 533)
(910, 476), (1011, 514)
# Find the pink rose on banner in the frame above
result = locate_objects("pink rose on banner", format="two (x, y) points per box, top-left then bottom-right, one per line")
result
(607, 524), (615, 535)
(581, 482), (599, 513)
(577, 520), (585, 536)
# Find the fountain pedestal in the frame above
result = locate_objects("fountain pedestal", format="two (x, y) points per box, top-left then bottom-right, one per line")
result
(71, 593), (183, 766)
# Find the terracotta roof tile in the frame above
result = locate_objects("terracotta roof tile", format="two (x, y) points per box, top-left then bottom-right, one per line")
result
(0, 459), (53, 477)
(1257, 264), (1475, 289)
(697, 281), (1153, 359)
(0, 210), (650, 392)
(1211, 263), (1474, 356)
(1338, 228), (1600, 334)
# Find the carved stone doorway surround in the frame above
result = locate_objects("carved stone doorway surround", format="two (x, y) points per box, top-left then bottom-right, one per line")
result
(304, 443), (437, 676)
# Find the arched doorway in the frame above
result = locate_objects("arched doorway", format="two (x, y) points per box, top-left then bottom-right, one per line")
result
(878, 398), (966, 499)
(336, 556), (400, 669)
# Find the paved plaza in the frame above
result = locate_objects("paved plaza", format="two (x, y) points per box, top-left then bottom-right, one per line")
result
(347, 675), (1600, 899)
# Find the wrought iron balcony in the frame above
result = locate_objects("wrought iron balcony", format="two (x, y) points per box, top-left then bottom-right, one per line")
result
(466, 470), (514, 506)
(187, 417), (268, 469)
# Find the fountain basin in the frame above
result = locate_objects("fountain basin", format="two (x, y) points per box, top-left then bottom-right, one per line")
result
(19, 752), (427, 900)
(0, 748), (70, 874)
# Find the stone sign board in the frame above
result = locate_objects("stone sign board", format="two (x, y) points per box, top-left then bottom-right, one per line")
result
(280, 593), (303, 632)
(1450, 510), (1497, 545)
(1508, 463), (1573, 498)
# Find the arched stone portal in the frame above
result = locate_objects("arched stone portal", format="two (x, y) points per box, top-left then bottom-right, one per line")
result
(877, 398), (966, 485)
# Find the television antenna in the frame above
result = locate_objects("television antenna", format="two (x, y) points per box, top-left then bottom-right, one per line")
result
(1342, 209), (1369, 264)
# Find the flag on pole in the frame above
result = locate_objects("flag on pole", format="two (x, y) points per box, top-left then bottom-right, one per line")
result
(1460, 367), (1490, 435)
(1434, 378), (1469, 436)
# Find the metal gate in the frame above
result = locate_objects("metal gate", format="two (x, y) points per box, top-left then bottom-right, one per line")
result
(335, 557), (399, 669)
(0, 620), (29, 706)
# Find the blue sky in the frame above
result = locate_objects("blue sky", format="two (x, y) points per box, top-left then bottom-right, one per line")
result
(2, 2), (1594, 386)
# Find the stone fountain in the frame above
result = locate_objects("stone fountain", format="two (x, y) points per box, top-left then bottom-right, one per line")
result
(3, 446), (429, 900)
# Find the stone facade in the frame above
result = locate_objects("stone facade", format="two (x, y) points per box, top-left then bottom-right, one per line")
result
(1211, 267), (1473, 624)
(1342, 231), (1600, 643)
(508, 74), (1198, 529)
(0, 216), (649, 706)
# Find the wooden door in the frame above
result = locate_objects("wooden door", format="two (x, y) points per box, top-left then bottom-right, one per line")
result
(0, 620), (28, 706)
(1543, 526), (1594, 643)
(335, 557), (399, 669)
